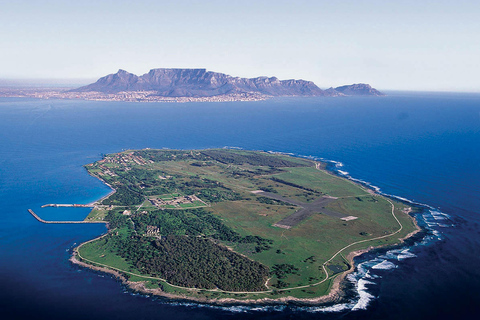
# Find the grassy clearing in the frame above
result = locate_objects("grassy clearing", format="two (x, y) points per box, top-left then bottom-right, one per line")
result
(209, 194), (413, 291)
(85, 208), (108, 221)
(78, 236), (136, 273)
(275, 166), (368, 197)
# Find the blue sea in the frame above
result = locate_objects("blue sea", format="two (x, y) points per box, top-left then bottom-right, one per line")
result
(0, 92), (479, 319)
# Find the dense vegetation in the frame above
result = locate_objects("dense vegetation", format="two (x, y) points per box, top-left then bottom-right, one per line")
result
(270, 177), (320, 193)
(102, 186), (144, 206)
(106, 234), (269, 291)
(256, 196), (290, 206)
(134, 149), (310, 168)
(134, 150), (210, 162)
(111, 208), (274, 252)
(200, 150), (309, 167)
(100, 207), (273, 290)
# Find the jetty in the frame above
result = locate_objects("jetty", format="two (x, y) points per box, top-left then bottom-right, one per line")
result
(28, 209), (107, 224)
(41, 204), (91, 208)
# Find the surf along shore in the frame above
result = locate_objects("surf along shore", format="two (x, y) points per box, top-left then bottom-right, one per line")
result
(69, 152), (422, 305)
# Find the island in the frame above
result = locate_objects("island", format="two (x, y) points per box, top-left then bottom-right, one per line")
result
(0, 69), (384, 102)
(64, 149), (418, 304)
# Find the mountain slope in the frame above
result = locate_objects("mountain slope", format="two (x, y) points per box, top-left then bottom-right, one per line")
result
(73, 68), (328, 97)
(72, 68), (384, 97)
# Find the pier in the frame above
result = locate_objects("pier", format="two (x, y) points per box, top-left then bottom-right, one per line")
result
(41, 204), (91, 208)
(28, 209), (107, 224)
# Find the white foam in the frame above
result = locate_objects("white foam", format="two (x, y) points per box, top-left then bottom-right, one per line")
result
(397, 249), (417, 260)
(355, 261), (374, 277)
(364, 271), (380, 279)
(338, 170), (349, 176)
(352, 279), (375, 310)
(309, 303), (352, 313)
(421, 209), (453, 229)
(372, 260), (397, 270)
(379, 250), (400, 260)
(431, 210), (450, 220)
(223, 146), (243, 150)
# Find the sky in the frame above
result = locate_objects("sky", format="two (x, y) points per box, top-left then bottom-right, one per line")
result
(1, 0), (479, 91)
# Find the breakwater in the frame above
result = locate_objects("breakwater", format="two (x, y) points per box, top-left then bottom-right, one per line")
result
(41, 204), (91, 208)
(28, 209), (107, 224)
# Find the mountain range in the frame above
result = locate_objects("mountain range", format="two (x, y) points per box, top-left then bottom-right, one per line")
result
(72, 68), (384, 97)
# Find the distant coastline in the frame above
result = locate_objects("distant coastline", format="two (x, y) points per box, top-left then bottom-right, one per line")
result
(0, 68), (384, 103)
(0, 88), (268, 103)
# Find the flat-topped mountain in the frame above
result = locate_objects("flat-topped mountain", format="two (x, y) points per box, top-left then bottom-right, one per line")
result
(72, 68), (384, 98)
(73, 68), (325, 97)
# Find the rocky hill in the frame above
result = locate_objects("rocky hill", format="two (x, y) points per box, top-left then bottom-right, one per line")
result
(333, 83), (384, 96)
(72, 68), (383, 97)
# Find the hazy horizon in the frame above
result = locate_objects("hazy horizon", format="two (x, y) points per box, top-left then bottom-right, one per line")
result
(1, 0), (479, 92)
(2, 74), (480, 94)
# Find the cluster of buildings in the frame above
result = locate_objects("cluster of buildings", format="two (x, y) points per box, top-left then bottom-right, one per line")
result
(101, 152), (152, 166)
(148, 194), (204, 208)
(145, 225), (161, 238)
(0, 89), (268, 103)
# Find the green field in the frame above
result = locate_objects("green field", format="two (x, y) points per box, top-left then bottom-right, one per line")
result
(78, 149), (418, 302)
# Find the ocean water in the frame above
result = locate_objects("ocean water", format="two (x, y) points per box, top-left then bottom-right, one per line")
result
(0, 92), (479, 319)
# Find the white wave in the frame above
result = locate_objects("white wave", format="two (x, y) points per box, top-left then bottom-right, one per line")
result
(379, 250), (399, 260)
(372, 260), (397, 270)
(308, 303), (352, 313)
(418, 231), (442, 243)
(421, 209), (452, 228)
(167, 302), (276, 313)
(266, 150), (294, 156)
(431, 210), (450, 220)
(351, 279), (375, 310)
(432, 230), (442, 239)
(397, 249), (417, 260)
(221, 306), (251, 313)
(223, 146), (243, 150)
(390, 195), (437, 211)
(316, 158), (344, 168)
(364, 271), (380, 279)
(355, 260), (377, 277)
(338, 170), (349, 176)
(394, 196), (409, 202)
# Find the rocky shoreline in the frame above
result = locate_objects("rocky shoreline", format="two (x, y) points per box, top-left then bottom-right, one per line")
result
(71, 219), (421, 306)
